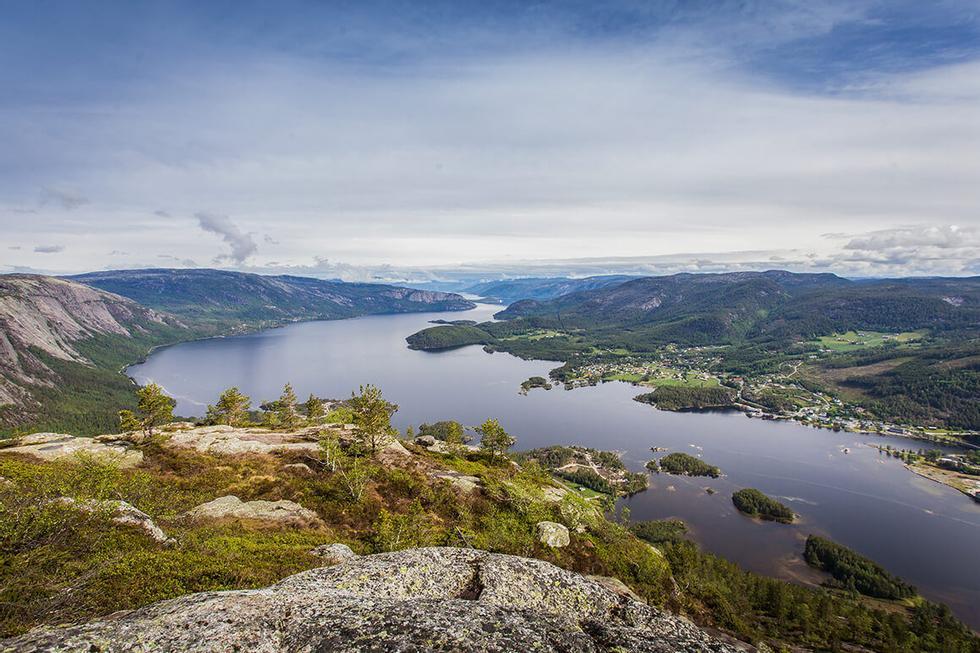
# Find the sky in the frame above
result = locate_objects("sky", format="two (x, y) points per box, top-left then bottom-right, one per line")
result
(1, 0), (979, 282)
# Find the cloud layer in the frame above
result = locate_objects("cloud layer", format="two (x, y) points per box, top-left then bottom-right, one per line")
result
(0, 2), (978, 278)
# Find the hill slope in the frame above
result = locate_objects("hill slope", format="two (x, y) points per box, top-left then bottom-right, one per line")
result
(496, 271), (980, 343)
(0, 275), (187, 434)
(72, 269), (475, 331)
(2, 270), (474, 435)
(409, 271), (980, 430)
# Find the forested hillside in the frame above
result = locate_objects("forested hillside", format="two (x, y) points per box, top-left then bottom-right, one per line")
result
(73, 269), (474, 332)
(409, 271), (980, 431)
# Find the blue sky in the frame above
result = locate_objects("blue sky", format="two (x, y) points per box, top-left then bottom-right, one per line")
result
(1, 1), (978, 279)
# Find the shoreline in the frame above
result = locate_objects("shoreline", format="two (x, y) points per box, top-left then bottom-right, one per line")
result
(905, 463), (980, 502)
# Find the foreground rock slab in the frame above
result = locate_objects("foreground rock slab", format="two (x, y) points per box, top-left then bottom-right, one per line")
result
(2, 547), (740, 653)
(2, 433), (143, 468)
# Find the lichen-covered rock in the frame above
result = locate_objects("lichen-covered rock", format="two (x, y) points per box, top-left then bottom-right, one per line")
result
(1, 547), (741, 652)
(152, 424), (329, 456)
(310, 543), (357, 564)
(183, 495), (323, 528)
(541, 485), (569, 503)
(2, 434), (143, 468)
(283, 462), (313, 475)
(432, 471), (481, 493)
(537, 520), (571, 548)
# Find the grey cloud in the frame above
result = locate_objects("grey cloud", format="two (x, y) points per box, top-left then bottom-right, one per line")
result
(154, 210), (172, 218)
(34, 244), (65, 253)
(264, 235), (280, 245)
(109, 250), (129, 256)
(843, 225), (977, 251)
(195, 212), (257, 264)
(829, 225), (980, 275)
(39, 187), (89, 210)
(8, 246), (21, 250)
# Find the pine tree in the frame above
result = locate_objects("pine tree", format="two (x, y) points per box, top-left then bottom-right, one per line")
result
(118, 383), (175, 436)
(476, 418), (515, 463)
(304, 394), (325, 422)
(445, 420), (465, 455)
(349, 384), (398, 455)
(276, 383), (299, 429)
(206, 387), (251, 426)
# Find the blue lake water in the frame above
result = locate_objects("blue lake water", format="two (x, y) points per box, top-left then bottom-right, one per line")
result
(129, 303), (980, 628)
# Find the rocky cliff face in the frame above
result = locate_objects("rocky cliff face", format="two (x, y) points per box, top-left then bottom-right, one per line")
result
(1, 547), (742, 653)
(0, 275), (180, 407)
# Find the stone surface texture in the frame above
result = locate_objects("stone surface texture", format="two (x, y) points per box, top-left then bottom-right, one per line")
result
(2, 434), (143, 468)
(537, 520), (571, 548)
(310, 543), (357, 564)
(1, 547), (741, 653)
(183, 495), (323, 528)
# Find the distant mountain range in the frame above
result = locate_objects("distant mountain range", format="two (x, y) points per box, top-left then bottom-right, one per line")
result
(463, 275), (638, 304)
(496, 271), (980, 343)
(1, 269), (473, 435)
(71, 268), (474, 330)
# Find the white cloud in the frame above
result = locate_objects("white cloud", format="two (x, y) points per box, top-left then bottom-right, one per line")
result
(195, 212), (257, 264)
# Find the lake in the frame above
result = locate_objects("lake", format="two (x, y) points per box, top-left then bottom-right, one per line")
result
(129, 303), (980, 628)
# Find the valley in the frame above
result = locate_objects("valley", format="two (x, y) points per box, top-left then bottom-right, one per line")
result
(408, 271), (980, 440)
(2, 269), (979, 649)
(126, 302), (980, 630)
(0, 269), (473, 436)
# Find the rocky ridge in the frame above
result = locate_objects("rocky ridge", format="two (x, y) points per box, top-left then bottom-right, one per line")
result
(1, 547), (742, 653)
(0, 274), (179, 406)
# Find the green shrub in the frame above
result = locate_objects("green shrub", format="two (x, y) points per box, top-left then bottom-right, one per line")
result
(731, 489), (794, 524)
(631, 519), (688, 545)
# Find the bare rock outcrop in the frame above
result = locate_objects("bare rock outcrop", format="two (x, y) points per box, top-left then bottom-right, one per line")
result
(183, 495), (323, 528)
(147, 424), (330, 456)
(0, 274), (180, 408)
(2, 433), (143, 468)
(432, 470), (482, 493)
(1, 547), (741, 652)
